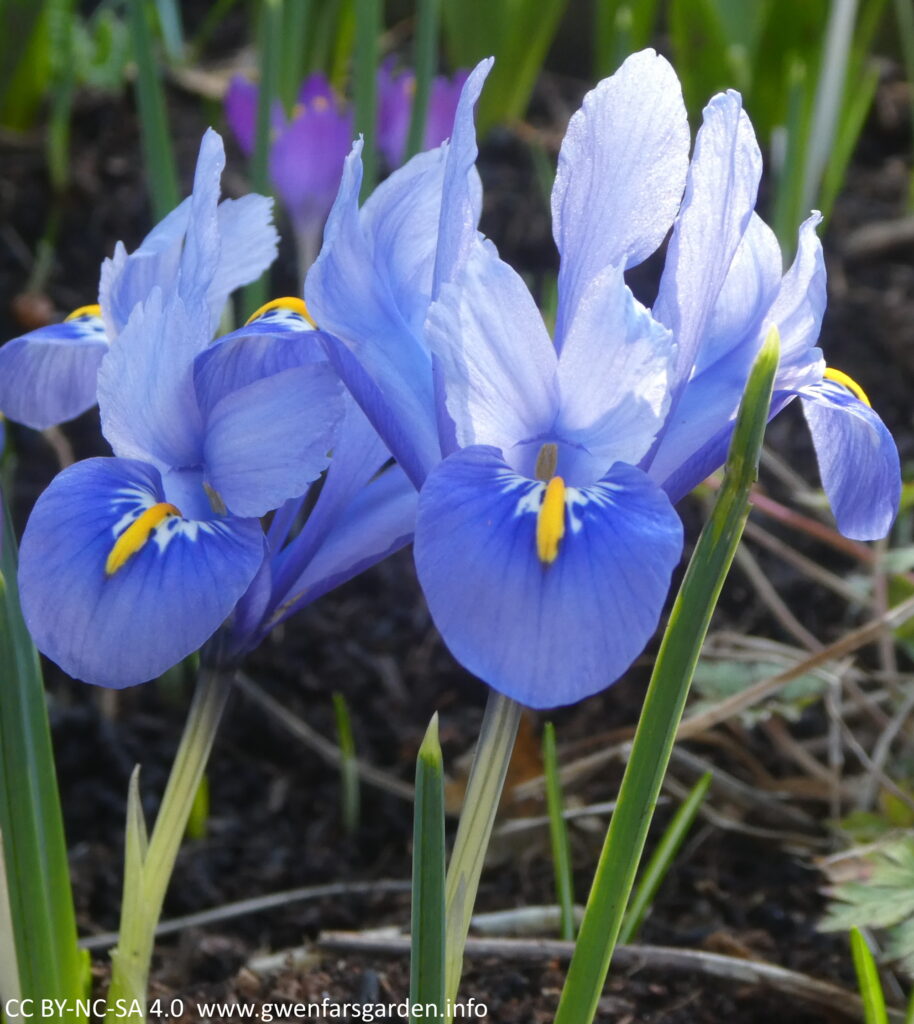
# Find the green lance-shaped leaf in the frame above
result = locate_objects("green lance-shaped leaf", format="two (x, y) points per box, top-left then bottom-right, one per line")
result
(553, 326), (780, 1024)
(410, 714), (446, 1022)
(0, 489), (88, 1019)
(851, 927), (889, 1024)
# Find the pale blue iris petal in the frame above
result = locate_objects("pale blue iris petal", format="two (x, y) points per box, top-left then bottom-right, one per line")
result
(695, 213), (783, 375)
(203, 364), (344, 518)
(268, 462), (417, 631)
(555, 263), (674, 470)
(432, 58), (491, 295)
(361, 145), (450, 334)
(769, 214), (827, 390)
(270, 397), (393, 600)
(0, 317), (108, 429)
(801, 380), (900, 541)
(18, 457), (264, 688)
(414, 446), (683, 708)
(322, 335), (436, 488)
(99, 201), (191, 337)
(307, 142), (440, 482)
(178, 128), (225, 315)
(209, 195), (279, 328)
(654, 92), (762, 391)
(193, 319), (324, 419)
(552, 50), (689, 343)
(426, 239), (558, 455)
(98, 289), (207, 469)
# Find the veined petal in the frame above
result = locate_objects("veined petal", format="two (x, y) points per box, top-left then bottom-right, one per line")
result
(770, 214), (827, 390)
(306, 141), (441, 482)
(203, 364), (344, 518)
(0, 314), (108, 429)
(178, 128), (225, 314)
(18, 457), (264, 688)
(654, 91), (762, 390)
(432, 58), (491, 295)
(426, 239), (558, 454)
(801, 379), (900, 540)
(269, 397), (394, 599)
(209, 194), (279, 326)
(98, 288), (206, 468)
(552, 50), (689, 342)
(414, 446), (683, 708)
(266, 462), (417, 631)
(99, 201), (190, 337)
(193, 314), (324, 419)
(555, 263), (674, 469)
(361, 145), (451, 334)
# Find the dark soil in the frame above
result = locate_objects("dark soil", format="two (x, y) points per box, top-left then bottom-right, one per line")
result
(2, 27), (913, 1024)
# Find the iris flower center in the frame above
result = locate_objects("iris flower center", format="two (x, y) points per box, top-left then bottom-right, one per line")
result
(534, 442), (566, 565)
(106, 502), (181, 576)
(824, 367), (870, 407)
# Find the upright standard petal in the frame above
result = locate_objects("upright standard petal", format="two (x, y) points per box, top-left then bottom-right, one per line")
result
(177, 128), (225, 314)
(202, 363), (343, 518)
(653, 91), (763, 390)
(552, 50), (689, 341)
(18, 457), (264, 688)
(801, 379), (900, 541)
(426, 239), (558, 456)
(0, 314), (108, 429)
(98, 289), (206, 469)
(431, 58), (491, 295)
(414, 447), (683, 708)
(307, 142), (441, 484)
(555, 263), (674, 470)
(210, 194), (279, 326)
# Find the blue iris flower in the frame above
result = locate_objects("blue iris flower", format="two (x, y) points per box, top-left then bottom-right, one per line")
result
(306, 51), (900, 709)
(0, 129), (278, 431)
(16, 131), (352, 688)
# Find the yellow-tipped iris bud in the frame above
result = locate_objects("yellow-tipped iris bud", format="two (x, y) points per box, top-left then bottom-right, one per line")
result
(106, 502), (181, 576)
(537, 476), (566, 565)
(65, 304), (102, 321)
(824, 367), (871, 407)
(245, 296), (316, 328)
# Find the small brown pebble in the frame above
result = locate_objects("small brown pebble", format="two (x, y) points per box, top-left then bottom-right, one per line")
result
(11, 291), (55, 330)
(234, 967), (262, 998)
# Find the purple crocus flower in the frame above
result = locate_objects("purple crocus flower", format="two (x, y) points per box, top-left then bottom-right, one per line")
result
(225, 73), (353, 269)
(0, 132), (278, 431)
(306, 52), (899, 708)
(376, 59), (468, 169)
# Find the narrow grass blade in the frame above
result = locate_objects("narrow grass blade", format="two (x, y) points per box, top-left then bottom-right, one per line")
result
(333, 692), (361, 835)
(154, 0), (185, 63)
(0, 830), (22, 1009)
(553, 328), (780, 1024)
(405, 0), (441, 161)
(243, 0), (283, 314)
(280, 0), (313, 110)
(127, 0), (179, 220)
(850, 927), (889, 1024)
(595, 1), (661, 77)
(618, 771), (711, 944)
(0, 491), (87, 1017)
(354, 0), (381, 199)
(410, 714), (446, 1023)
(444, 691), (521, 1009)
(543, 722), (575, 941)
(893, 0), (914, 211)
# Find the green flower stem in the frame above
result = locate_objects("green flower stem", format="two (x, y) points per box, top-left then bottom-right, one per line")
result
(543, 722), (575, 941)
(443, 690), (521, 1012)
(354, 0), (381, 201)
(405, 0), (441, 161)
(553, 327), (780, 1024)
(105, 668), (231, 1021)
